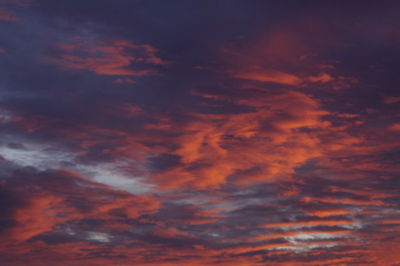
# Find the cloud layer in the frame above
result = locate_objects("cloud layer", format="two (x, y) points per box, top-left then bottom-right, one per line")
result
(0, 1), (400, 265)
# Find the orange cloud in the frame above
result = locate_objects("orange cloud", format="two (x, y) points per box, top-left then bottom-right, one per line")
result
(375, 218), (400, 225)
(151, 90), (330, 188)
(306, 209), (350, 218)
(234, 69), (335, 86)
(261, 219), (357, 229)
(234, 69), (302, 85)
(389, 123), (400, 131)
(1, 3), (400, 265)
(307, 72), (333, 83)
(314, 197), (386, 207)
(105, 195), (161, 219)
(8, 194), (67, 242)
(45, 40), (167, 77)
(221, 19), (359, 92)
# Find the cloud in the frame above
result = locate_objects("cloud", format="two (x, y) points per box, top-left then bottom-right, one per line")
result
(234, 70), (334, 86)
(234, 69), (302, 85)
(150, 90), (329, 188)
(0, 1), (400, 264)
(305, 209), (350, 218)
(262, 219), (358, 229)
(9, 194), (65, 242)
(389, 123), (400, 131)
(384, 96), (400, 104)
(306, 72), (333, 83)
(0, 7), (17, 21)
(0, 168), (161, 245)
(44, 39), (167, 77)
(0, 142), (152, 194)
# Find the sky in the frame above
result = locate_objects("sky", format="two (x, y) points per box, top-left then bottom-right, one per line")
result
(0, 0), (400, 265)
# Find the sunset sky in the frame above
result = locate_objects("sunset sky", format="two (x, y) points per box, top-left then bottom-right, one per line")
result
(1, 1), (400, 265)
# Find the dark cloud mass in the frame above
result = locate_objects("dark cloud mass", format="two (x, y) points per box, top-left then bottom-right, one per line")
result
(0, 1), (400, 265)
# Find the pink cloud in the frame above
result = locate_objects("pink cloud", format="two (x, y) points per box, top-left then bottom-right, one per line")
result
(234, 69), (302, 85)
(307, 72), (333, 83)
(0, 7), (17, 21)
(45, 40), (168, 77)
(389, 123), (400, 131)
(384, 96), (400, 104)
